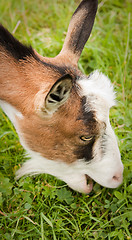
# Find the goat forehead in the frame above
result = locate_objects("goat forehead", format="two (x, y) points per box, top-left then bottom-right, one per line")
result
(78, 70), (115, 122)
(75, 96), (99, 137)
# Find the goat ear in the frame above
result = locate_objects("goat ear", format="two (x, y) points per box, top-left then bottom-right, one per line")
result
(44, 74), (72, 114)
(60, 0), (98, 64)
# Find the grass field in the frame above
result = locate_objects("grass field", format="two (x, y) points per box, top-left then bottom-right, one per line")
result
(0, 0), (132, 239)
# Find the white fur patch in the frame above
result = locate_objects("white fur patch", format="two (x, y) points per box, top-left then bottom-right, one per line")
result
(16, 151), (90, 193)
(78, 70), (116, 122)
(0, 100), (25, 150)
(0, 100), (23, 126)
(78, 70), (115, 108)
(15, 129), (123, 193)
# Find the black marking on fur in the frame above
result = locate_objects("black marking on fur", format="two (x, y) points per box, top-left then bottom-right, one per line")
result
(0, 25), (81, 84)
(41, 61), (68, 76)
(100, 133), (107, 156)
(76, 96), (98, 162)
(77, 96), (97, 127)
(0, 24), (36, 60)
(0, 25), (66, 74)
(74, 137), (95, 162)
(68, 0), (98, 56)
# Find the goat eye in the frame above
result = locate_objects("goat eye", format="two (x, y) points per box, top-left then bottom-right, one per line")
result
(80, 136), (93, 142)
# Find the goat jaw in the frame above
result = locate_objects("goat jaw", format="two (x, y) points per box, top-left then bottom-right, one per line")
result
(65, 174), (93, 194)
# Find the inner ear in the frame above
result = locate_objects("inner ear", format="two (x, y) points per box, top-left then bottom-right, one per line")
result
(45, 74), (73, 113)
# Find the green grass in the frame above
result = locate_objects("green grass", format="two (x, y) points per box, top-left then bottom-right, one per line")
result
(0, 0), (132, 239)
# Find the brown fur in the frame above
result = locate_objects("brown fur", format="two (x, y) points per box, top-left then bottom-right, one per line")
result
(0, 0), (99, 164)
(17, 89), (99, 163)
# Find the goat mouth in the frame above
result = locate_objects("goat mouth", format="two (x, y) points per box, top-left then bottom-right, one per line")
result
(85, 174), (93, 194)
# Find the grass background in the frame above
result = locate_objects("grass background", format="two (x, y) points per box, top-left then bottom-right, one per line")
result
(0, 0), (131, 239)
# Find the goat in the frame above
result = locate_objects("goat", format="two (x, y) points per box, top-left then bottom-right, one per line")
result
(0, 0), (123, 194)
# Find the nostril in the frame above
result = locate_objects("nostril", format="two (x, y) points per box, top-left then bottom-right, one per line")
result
(113, 175), (119, 181)
(113, 173), (122, 182)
